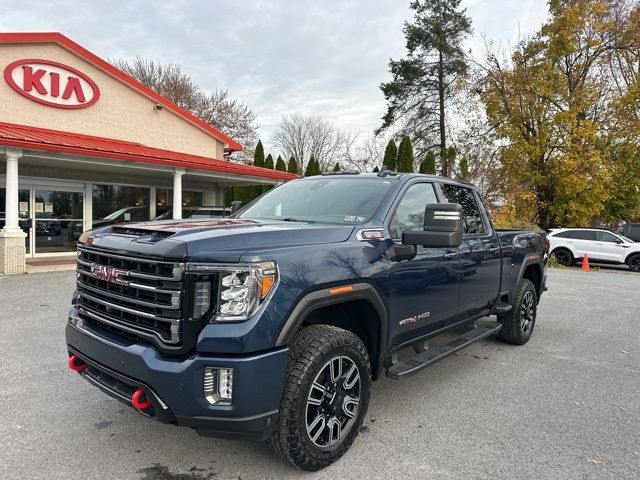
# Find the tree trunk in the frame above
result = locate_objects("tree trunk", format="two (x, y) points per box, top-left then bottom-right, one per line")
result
(438, 50), (447, 177)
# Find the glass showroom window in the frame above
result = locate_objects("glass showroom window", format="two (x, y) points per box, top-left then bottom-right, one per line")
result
(92, 185), (150, 227)
(156, 189), (204, 218)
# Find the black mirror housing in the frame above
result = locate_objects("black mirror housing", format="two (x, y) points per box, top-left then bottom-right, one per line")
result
(402, 203), (463, 248)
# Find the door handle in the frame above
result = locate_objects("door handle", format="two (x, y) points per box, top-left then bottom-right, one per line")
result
(443, 252), (458, 260)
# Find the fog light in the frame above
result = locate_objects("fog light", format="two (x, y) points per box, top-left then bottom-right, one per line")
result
(204, 367), (234, 405)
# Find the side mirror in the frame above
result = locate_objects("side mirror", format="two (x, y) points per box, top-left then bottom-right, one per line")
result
(402, 203), (463, 248)
(229, 201), (243, 215)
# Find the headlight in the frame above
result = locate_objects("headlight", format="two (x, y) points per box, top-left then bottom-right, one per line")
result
(187, 261), (277, 322)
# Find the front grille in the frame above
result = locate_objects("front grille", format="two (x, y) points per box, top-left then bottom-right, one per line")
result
(76, 246), (185, 346)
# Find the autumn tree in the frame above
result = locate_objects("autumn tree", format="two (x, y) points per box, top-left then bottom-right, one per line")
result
(378, 0), (472, 175)
(482, 0), (631, 229)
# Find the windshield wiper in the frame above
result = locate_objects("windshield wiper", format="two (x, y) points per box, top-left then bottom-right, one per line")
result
(282, 217), (314, 223)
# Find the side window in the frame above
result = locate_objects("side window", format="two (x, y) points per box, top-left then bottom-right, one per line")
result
(389, 183), (437, 239)
(440, 184), (486, 235)
(553, 231), (574, 239)
(596, 231), (619, 243)
(573, 230), (596, 241)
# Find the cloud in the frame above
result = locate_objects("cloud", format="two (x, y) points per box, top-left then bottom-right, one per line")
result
(0, 0), (548, 147)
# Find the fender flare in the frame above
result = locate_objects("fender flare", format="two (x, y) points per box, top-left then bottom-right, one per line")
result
(275, 283), (388, 376)
(517, 255), (545, 296)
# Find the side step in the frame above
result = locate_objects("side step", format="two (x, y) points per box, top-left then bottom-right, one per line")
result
(386, 321), (502, 380)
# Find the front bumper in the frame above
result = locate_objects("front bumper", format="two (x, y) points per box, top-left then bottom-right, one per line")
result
(65, 315), (289, 441)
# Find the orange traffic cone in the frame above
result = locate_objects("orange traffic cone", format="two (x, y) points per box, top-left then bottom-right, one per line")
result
(581, 253), (590, 272)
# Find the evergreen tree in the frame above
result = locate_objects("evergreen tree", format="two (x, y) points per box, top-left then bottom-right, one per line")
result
(287, 156), (299, 174)
(419, 151), (436, 174)
(275, 155), (287, 172)
(332, 162), (341, 172)
(373, 166), (380, 173)
(396, 136), (414, 173)
(382, 139), (398, 171)
(250, 140), (266, 199)
(264, 154), (274, 170)
(305, 156), (321, 176)
(378, 0), (472, 176)
(253, 140), (265, 167)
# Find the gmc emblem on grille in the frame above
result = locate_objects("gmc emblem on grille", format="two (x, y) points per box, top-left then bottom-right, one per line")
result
(89, 263), (130, 285)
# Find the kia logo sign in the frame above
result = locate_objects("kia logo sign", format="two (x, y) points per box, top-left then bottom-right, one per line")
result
(4, 59), (100, 109)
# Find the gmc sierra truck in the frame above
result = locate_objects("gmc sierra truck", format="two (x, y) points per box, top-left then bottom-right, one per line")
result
(66, 172), (548, 471)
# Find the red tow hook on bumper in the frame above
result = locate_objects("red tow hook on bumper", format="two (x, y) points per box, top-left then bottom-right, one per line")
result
(131, 388), (152, 410)
(68, 354), (87, 373)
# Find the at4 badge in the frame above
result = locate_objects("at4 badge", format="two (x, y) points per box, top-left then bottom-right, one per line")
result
(399, 312), (430, 326)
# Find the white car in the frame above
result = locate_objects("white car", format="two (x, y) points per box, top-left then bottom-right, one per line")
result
(548, 228), (640, 272)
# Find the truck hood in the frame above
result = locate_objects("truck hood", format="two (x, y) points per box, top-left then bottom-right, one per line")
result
(86, 218), (355, 262)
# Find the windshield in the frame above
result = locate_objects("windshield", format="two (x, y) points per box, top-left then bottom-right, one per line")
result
(238, 177), (394, 225)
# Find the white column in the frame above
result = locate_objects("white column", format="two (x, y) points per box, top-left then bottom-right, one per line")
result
(2, 148), (22, 233)
(0, 148), (26, 275)
(172, 169), (185, 220)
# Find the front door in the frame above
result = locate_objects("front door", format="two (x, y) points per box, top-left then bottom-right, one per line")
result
(29, 187), (84, 256)
(387, 181), (461, 350)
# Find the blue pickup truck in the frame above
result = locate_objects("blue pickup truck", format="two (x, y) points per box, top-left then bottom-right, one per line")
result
(66, 172), (548, 471)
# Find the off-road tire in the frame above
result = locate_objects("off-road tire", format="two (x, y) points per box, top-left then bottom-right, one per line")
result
(627, 254), (640, 273)
(552, 248), (574, 267)
(496, 279), (538, 345)
(268, 325), (372, 471)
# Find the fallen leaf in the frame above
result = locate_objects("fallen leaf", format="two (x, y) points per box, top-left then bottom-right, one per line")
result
(586, 457), (603, 466)
(14, 425), (24, 431)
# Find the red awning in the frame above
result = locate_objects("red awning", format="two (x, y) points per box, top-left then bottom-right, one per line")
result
(0, 121), (297, 181)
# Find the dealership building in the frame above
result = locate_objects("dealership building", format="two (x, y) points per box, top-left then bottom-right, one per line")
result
(0, 32), (296, 275)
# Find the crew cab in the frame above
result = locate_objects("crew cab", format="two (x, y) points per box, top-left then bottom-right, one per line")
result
(66, 172), (547, 471)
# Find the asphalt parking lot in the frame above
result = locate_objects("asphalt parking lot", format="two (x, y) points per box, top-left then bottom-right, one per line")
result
(1, 268), (639, 480)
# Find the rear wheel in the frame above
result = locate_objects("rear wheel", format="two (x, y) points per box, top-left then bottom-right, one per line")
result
(269, 325), (371, 471)
(627, 254), (640, 273)
(497, 279), (538, 345)
(552, 248), (574, 267)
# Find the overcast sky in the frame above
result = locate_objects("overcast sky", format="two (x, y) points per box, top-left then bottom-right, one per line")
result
(0, 0), (548, 147)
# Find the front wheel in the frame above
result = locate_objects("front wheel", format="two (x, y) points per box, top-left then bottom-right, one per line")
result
(627, 254), (640, 273)
(497, 279), (538, 345)
(269, 325), (372, 471)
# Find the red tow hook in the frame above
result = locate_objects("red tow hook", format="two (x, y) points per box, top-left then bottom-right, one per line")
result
(68, 354), (87, 373)
(131, 388), (152, 410)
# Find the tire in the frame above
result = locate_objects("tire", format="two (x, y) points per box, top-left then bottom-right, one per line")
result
(552, 248), (574, 267)
(496, 279), (538, 345)
(268, 325), (372, 471)
(627, 254), (640, 273)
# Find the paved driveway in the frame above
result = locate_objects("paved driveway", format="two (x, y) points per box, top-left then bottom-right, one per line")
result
(1, 268), (638, 480)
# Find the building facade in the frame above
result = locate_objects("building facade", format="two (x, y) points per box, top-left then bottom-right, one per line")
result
(0, 32), (296, 274)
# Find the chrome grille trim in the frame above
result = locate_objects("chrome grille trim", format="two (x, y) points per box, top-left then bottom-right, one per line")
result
(76, 246), (185, 345)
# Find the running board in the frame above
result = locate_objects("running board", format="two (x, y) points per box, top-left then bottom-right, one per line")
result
(386, 321), (502, 380)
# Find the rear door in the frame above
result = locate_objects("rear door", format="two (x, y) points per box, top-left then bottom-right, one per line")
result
(568, 230), (598, 258)
(440, 183), (502, 319)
